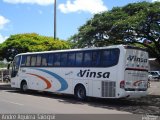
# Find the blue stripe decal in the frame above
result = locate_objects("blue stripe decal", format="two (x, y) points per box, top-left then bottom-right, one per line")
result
(32, 68), (68, 91)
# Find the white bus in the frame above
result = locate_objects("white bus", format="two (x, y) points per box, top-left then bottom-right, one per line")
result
(10, 45), (149, 100)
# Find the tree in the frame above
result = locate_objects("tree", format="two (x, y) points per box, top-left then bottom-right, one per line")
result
(69, 2), (160, 62)
(0, 33), (71, 61)
(0, 61), (8, 68)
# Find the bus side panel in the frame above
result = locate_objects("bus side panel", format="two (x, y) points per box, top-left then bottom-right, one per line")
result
(50, 68), (73, 94)
(65, 67), (118, 98)
(18, 67), (73, 94)
(11, 77), (21, 88)
(81, 67), (118, 98)
(92, 80), (101, 97)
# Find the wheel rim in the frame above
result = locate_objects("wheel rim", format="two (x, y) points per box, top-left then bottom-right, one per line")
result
(23, 84), (27, 91)
(77, 88), (85, 99)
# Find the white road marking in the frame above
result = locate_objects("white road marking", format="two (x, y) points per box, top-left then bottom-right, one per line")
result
(0, 99), (24, 106)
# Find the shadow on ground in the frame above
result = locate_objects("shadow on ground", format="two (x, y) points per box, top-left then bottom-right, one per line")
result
(0, 84), (160, 115)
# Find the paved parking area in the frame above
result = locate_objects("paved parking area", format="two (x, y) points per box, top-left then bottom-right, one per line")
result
(0, 82), (160, 116)
(148, 81), (160, 95)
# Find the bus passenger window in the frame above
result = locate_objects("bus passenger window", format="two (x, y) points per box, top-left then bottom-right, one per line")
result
(68, 53), (75, 66)
(102, 49), (119, 67)
(61, 53), (68, 67)
(48, 54), (54, 66)
(92, 51), (100, 67)
(31, 55), (37, 66)
(53, 54), (60, 67)
(102, 50), (112, 67)
(26, 56), (31, 66)
(41, 54), (48, 66)
(76, 52), (83, 66)
(110, 49), (119, 64)
(15, 56), (21, 69)
(36, 55), (42, 66)
(21, 56), (27, 66)
(83, 52), (92, 66)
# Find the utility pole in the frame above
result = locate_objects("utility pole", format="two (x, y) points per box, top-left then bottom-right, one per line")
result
(54, 0), (56, 39)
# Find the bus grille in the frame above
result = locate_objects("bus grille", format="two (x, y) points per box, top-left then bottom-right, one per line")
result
(102, 81), (116, 97)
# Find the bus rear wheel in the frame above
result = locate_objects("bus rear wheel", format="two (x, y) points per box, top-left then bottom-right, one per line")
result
(75, 85), (86, 101)
(21, 81), (28, 92)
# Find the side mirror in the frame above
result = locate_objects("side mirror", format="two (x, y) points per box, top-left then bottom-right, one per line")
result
(7, 64), (10, 70)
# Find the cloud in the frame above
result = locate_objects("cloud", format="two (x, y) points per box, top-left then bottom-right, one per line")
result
(0, 15), (10, 43)
(0, 15), (10, 30)
(0, 34), (8, 43)
(3, 0), (54, 6)
(152, 0), (160, 2)
(58, 0), (108, 14)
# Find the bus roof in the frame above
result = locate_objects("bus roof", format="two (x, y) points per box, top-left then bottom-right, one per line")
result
(16, 45), (123, 56)
(15, 45), (146, 56)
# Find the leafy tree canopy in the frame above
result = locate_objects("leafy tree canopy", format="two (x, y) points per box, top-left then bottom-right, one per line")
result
(0, 61), (8, 68)
(69, 2), (160, 62)
(0, 33), (71, 61)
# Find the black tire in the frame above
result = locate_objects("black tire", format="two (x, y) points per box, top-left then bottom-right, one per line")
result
(20, 81), (28, 92)
(75, 85), (86, 101)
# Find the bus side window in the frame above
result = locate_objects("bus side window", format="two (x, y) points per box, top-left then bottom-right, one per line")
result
(76, 52), (83, 67)
(21, 56), (27, 66)
(41, 54), (48, 67)
(110, 49), (119, 64)
(102, 50), (113, 67)
(15, 56), (21, 69)
(68, 53), (75, 66)
(102, 49), (119, 67)
(61, 53), (68, 67)
(31, 55), (37, 66)
(36, 54), (42, 66)
(53, 54), (60, 67)
(48, 54), (54, 66)
(11, 55), (21, 78)
(26, 56), (31, 66)
(83, 51), (92, 66)
(92, 51), (100, 67)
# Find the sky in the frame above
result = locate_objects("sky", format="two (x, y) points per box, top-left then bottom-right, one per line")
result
(0, 0), (159, 43)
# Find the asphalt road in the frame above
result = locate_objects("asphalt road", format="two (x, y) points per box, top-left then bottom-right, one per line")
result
(0, 86), (130, 114)
(0, 82), (160, 120)
(148, 81), (160, 95)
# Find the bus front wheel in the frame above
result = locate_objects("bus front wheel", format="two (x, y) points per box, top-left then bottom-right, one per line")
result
(21, 81), (28, 92)
(75, 85), (86, 101)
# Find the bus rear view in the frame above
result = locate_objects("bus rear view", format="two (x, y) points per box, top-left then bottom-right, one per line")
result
(119, 46), (149, 98)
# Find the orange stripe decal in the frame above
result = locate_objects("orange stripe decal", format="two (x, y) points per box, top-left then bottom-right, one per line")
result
(27, 73), (52, 89)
